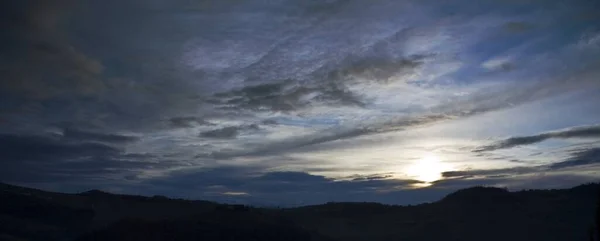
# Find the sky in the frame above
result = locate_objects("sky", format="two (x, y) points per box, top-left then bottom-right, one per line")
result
(1, 0), (599, 206)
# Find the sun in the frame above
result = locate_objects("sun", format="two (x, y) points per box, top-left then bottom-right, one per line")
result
(406, 154), (450, 183)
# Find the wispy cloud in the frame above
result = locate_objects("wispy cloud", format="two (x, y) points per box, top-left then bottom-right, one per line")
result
(200, 124), (260, 139)
(476, 124), (600, 152)
(61, 128), (140, 144)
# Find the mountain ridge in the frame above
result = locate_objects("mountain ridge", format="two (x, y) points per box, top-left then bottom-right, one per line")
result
(0, 182), (598, 241)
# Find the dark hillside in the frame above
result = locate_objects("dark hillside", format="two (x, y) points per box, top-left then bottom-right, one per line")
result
(0, 182), (598, 241)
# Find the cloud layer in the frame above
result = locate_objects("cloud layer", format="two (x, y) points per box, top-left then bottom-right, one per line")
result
(476, 124), (600, 152)
(1, 0), (599, 206)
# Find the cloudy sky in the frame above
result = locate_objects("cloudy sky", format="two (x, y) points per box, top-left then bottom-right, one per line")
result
(1, 0), (599, 206)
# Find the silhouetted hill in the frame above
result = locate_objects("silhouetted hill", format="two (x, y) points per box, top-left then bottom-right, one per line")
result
(0, 182), (598, 241)
(76, 211), (334, 241)
(441, 186), (511, 203)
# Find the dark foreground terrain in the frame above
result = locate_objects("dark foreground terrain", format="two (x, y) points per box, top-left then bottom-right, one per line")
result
(0, 182), (598, 241)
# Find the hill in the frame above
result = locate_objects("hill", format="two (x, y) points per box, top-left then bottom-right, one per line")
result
(0, 182), (598, 241)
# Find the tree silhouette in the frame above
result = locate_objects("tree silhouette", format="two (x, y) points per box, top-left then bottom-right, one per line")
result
(597, 190), (600, 241)
(592, 190), (600, 241)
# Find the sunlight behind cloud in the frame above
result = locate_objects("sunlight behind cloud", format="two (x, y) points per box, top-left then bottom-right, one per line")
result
(406, 154), (452, 184)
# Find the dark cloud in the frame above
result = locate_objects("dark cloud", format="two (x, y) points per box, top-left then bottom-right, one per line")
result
(475, 124), (600, 152)
(548, 147), (600, 169)
(349, 173), (394, 181)
(62, 128), (139, 143)
(208, 82), (300, 112)
(199, 124), (260, 139)
(323, 54), (426, 84)
(143, 168), (425, 205)
(0, 0), (211, 134)
(442, 166), (542, 178)
(256, 171), (329, 183)
(261, 119), (278, 125)
(207, 51), (424, 113)
(0, 0), (105, 100)
(208, 81), (365, 112)
(168, 117), (214, 128)
(444, 146), (600, 179)
(0, 133), (175, 183)
(0, 133), (120, 161)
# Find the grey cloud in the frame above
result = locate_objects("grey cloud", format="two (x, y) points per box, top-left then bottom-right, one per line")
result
(349, 173), (394, 181)
(443, 146), (600, 179)
(144, 166), (264, 195)
(207, 47), (425, 113)
(144, 168), (425, 205)
(0, 133), (120, 161)
(0, 133), (176, 183)
(442, 166), (542, 178)
(208, 82), (298, 112)
(475, 124), (600, 152)
(549, 147), (600, 169)
(209, 114), (452, 159)
(208, 80), (365, 112)
(199, 124), (260, 139)
(240, 78), (591, 156)
(0, 0), (105, 100)
(324, 54), (426, 84)
(169, 117), (214, 128)
(0, 0), (214, 134)
(432, 61), (600, 122)
(62, 128), (139, 143)
(261, 119), (278, 125)
(200, 127), (240, 139)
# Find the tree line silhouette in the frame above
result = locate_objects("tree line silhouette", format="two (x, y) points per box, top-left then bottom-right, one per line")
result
(592, 190), (600, 241)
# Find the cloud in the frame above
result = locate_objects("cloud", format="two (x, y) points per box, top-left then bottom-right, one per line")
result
(323, 54), (426, 84)
(208, 82), (302, 112)
(256, 171), (329, 183)
(0, 0), (213, 134)
(349, 173), (394, 181)
(199, 124), (260, 139)
(141, 167), (425, 205)
(481, 56), (514, 71)
(207, 52), (425, 113)
(207, 113), (453, 159)
(168, 117), (214, 128)
(0, 133), (175, 183)
(442, 166), (541, 178)
(208, 80), (365, 112)
(0, 133), (120, 161)
(443, 146), (600, 179)
(475, 124), (600, 151)
(548, 147), (600, 169)
(2, 0), (600, 203)
(62, 128), (139, 143)
(0, 0), (105, 100)
(134, 163), (600, 206)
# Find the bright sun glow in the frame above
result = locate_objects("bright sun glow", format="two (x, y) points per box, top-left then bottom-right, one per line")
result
(406, 154), (451, 184)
